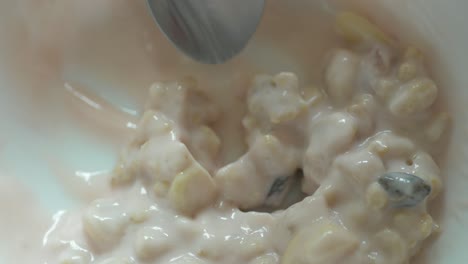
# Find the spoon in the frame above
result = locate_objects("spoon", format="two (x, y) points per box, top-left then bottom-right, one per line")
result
(146, 0), (265, 64)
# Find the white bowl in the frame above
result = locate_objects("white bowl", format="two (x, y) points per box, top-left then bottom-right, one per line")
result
(0, 0), (466, 263)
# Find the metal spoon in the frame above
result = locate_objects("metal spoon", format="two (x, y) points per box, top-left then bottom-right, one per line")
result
(146, 0), (265, 64)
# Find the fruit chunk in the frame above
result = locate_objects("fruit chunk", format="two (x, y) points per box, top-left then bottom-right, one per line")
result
(389, 78), (438, 116)
(425, 112), (450, 142)
(302, 112), (357, 192)
(215, 134), (300, 209)
(82, 200), (128, 250)
(366, 182), (388, 209)
(168, 162), (217, 216)
(282, 221), (359, 264)
(374, 229), (407, 263)
(134, 226), (172, 260)
(248, 73), (307, 125)
(325, 49), (359, 104)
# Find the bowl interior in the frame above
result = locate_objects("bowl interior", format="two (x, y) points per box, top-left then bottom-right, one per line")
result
(0, 0), (467, 263)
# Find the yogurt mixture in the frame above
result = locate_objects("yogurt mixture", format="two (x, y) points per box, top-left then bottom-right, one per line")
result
(37, 11), (449, 264)
(0, 1), (450, 264)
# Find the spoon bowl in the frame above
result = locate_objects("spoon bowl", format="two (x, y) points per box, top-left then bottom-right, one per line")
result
(146, 0), (265, 64)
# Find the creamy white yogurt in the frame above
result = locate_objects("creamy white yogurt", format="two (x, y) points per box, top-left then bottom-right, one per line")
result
(0, 1), (449, 264)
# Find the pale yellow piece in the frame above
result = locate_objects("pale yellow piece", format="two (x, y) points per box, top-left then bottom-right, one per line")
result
(345, 203), (372, 228)
(398, 61), (418, 82)
(419, 214), (435, 239)
(153, 181), (170, 197)
(193, 126), (221, 157)
(171, 255), (207, 264)
(133, 110), (174, 146)
(374, 78), (398, 100)
(348, 94), (376, 135)
(392, 211), (435, 243)
(111, 162), (134, 186)
(404, 46), (424, 60)
(393, 211), (419, 230)
(367, 140), (389, 156)
(146, 79), (219, 125)
(281, 222), (359, 264)
(368, 132), (416, 158)
(301, 84), (324, 106)
(216, 134), (300, 209)
(366, 182), (388, 209)
(303, 112), (358, 192)
(146, 81), (187, 120)
(134, 226), (171, 260)
(187, 89), (220, 125)
(325, 49), (360, 104)
(197, 248), (223, 260)
(248, 73), (307, 125)
(412, 151), (442, 200)
(60, 256), (91, 264)
(425, 112), (450, 142)
(136, 140), (193, 183)
(97, 258), (134, 264)
(215, 158), (265, 209)
(273, 72), (298, 88)
(249, 254), (279, 264)
(375, 229), (407, 263)
(82, 201), (129, 250)
(239, 234), (268, 259)
(349, 94), (375, 115)
(389, 78), (438, 116)
(411, 170), (442, 201)
(129, 211), (149, 224)
(335, 11), (393, 46)
(168, 162), (218, 216)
